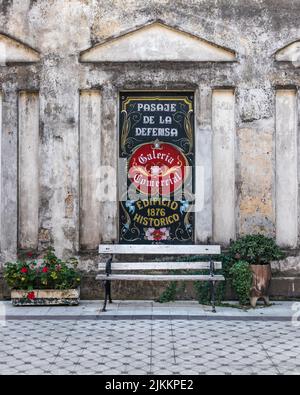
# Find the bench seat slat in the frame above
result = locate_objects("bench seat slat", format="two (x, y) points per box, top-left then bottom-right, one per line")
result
(99, 244), (220, 255)
(96, 274), (225, 281)
(98, 261), (222, 270)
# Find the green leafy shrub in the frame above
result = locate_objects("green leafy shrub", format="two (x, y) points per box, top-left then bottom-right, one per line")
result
(158, 281), (181, 303)
(157, 235), (283, 305)
(158, 254), (230, 304)
(4, 247), (80, 290)
(228, 234), (284, 265)
(229, 261), (252, 305)
(192, 253), (232, 305)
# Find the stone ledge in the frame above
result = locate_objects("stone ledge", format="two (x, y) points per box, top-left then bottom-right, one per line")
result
(1, 273), (300, 300)
(81, 274), (300, 300)
(271, 257), (300, 276)
(269, 277), (300, 297)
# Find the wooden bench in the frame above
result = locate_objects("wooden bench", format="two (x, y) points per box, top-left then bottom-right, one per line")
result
(96, 244), (224, 313)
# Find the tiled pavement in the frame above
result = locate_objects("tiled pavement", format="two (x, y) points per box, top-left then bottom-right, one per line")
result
(0, 301), (300, 375)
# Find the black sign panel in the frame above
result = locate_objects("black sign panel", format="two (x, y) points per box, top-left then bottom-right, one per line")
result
(119, 92), (194, 244)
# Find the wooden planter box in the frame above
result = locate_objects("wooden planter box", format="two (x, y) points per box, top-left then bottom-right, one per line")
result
(11, 288), (80, 306)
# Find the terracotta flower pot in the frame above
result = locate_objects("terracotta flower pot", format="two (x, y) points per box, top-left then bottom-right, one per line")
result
(249, 264), (272, 308)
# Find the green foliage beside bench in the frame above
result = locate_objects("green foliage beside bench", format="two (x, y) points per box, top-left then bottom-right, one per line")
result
(158, 234), (284, 306)
(229, 261), (252, 305)
(157, 254), (232, 304)
(228, 234), (284, 265)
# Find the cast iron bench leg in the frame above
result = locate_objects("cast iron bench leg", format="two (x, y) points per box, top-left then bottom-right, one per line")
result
(102, 280), (109, 312)
(211, 281), (216, 313)
(108, 281), (113, 304)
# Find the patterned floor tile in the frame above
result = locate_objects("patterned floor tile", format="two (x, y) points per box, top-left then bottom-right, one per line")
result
(0, 319), (299, 375)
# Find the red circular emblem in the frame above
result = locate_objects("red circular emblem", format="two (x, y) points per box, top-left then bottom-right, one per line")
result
(128, 140), (188, 196)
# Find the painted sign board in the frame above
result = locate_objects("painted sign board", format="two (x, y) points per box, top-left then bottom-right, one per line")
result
(119, 92), (194, 244)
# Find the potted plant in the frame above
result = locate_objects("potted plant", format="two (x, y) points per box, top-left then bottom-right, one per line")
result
(228, 235), (284, 307)
(4, 247), (81, 306)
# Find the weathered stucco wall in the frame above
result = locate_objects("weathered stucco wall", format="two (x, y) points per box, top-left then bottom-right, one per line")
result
(0, 0), (300, 298)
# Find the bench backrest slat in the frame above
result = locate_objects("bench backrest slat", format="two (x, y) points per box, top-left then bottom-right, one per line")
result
(99, 244), (220, 255)
(98, 261), (222, 270)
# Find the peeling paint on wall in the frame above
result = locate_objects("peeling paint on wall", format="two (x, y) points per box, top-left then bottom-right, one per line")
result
(237, 123), (275, 237)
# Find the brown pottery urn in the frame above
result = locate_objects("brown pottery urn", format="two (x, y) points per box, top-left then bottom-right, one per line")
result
(250, 264), (272, 308)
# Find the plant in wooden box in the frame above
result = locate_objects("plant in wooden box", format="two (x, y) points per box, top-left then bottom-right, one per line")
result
(4, 247), (81, 306)
(228, 235), (284, 307)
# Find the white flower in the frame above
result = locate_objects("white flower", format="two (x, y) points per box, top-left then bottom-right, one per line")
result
(151, 166), (161, 176)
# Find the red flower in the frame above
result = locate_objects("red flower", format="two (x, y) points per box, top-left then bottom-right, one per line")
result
(20, 267), (28, 274)
(152, 230), (164, 241)
(27, 292), (35, 300)
(27, 252), (33, 258)
(42, 267), (49, 273)
(145, 227), (170, 241)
